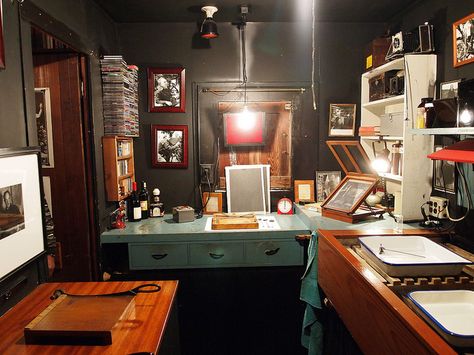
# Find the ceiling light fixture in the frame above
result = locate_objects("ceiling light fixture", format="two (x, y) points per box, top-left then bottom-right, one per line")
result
(201, 6), (219, 39)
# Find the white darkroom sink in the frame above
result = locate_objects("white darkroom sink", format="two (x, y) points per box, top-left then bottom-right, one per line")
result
(358, 236), (471, 276)
(407, 290), (474, 348)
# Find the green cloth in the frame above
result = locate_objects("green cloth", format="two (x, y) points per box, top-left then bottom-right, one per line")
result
(300, 232), (323, 355)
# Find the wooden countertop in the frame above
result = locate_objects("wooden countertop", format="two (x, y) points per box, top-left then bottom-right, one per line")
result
(0, 280), (178, 354)
(317, 229), (457, 355)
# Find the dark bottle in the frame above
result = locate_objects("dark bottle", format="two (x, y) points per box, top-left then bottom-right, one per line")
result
(130, 181), (141, 222)
(139, 181), (149, 219)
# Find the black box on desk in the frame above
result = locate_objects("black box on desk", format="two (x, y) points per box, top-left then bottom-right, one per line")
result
(172, 206), (195, 223)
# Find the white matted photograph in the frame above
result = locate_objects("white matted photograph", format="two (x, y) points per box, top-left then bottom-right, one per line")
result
(316, 171), (341, 202)
(34, 88), (54, 168)
(440, 79), (461, 99)
(328, 103), (356, 137)
(0, 148), (45, 280)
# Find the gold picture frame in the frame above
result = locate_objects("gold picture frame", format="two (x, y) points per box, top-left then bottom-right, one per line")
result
(294, 180), (315, 204)
(328, 103), (356, 137)
(202, 192), (223, 214)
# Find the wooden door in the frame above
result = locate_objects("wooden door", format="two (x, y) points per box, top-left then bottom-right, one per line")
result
(33, 53), (93, 281)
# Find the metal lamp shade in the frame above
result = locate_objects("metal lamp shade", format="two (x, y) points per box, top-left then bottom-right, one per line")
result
(201, 18), (219, 39)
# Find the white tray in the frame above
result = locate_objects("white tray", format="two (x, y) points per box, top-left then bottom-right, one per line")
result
(359, 236), (471, 276)
(407, 290), (474, 348)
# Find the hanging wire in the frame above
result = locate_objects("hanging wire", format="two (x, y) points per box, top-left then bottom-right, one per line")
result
(311, 0), (317, 110)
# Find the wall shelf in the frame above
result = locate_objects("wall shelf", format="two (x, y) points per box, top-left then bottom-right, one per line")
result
(360, 54), (437, 219)
(410, 127), (474, 135)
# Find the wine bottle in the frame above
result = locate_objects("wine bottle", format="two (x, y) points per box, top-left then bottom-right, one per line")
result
(130, 181), (141, 222)
(139, 181), (149, 219)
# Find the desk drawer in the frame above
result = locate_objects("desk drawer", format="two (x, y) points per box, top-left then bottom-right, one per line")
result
(189, 242), (244, 266)
(129, 243), (187, 269)
(245, 240), (303, 266)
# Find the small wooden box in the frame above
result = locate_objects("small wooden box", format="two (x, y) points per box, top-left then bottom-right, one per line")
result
(211, 213), (259, 230)
(365, 37), (391, 71)
(368, 70), (399, 102)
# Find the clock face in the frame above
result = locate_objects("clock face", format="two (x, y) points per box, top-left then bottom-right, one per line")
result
(277, 198), (293, 214)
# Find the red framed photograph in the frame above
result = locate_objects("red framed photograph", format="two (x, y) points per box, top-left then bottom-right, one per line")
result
(0, 1), (5, 69)
(147, 67), (185, 112)
(151, 124), (188, 168)
(453, 13), (474, 68)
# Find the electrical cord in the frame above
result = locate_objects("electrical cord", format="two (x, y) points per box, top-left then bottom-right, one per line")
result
(446, 163), (472, 222)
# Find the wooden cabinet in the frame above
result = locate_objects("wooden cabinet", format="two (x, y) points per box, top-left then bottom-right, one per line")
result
(360, 54), (437, 220)
(102, 136), (135, 201)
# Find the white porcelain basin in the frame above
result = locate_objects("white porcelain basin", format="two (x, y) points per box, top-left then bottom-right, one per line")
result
(359, 236), (471, 276)
(408, 290), (474, 348)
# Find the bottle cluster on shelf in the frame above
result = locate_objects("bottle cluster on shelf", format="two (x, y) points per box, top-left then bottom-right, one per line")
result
(127, 181), (165, 222)
(100, 56), (139, 137)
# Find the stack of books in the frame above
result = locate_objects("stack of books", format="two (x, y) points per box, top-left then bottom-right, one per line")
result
(358, 126), (380, 136)
(100, 56), (139, 137)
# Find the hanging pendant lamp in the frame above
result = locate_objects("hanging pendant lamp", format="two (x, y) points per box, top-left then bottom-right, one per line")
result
(201, 6), (219, 39)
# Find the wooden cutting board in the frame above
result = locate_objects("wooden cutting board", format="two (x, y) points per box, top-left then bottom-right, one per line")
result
(211, 213), (259, 230)
(24, 294), (135, 345)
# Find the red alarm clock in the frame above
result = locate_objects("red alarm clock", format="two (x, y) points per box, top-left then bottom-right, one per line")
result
(277, 197), (293, 215)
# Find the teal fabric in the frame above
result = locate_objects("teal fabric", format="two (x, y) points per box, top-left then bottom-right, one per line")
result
(300, 232), (323, 355)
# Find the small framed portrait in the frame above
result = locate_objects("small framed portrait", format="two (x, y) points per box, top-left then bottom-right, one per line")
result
(453, 13), (474, 68)
(294, 180), (315, 204)
(0, 2), (5, 69)
(328, 103), (356, 137)
(433, 146), (455, 194)
(148, 67), (185, 112)
(440, 79), (461, 99)
(151, 125), (188, 168)
(34, 88), (54, 168)
(321, 174), (377, 213)
(315, 171), (341, 203)
(202, 192), (223, 214)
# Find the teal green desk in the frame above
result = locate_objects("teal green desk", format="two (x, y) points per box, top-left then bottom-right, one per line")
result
(101, 213), (310, 270)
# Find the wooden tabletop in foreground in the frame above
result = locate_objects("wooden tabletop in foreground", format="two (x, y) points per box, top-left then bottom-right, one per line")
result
(0, 280), (178, 354)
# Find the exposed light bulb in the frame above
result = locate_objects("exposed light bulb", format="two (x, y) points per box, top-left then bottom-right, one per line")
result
(372, 157), (391, 173)
(237, 106), (257, 131)
(459, 107), (473, 125)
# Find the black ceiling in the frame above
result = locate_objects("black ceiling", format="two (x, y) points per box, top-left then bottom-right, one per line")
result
(92, 0), (421, 23)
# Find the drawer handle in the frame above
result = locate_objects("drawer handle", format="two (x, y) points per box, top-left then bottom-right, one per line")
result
(264, 248), (280, 256)
(209, 252), (224, 259)
(151, 253), (168, 260)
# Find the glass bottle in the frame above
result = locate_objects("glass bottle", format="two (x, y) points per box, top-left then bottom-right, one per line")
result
(416, 98), (428, 129)
(424, 99), (435, 128)
(139, 181), (149, 219)
(130, 181), (142, 222)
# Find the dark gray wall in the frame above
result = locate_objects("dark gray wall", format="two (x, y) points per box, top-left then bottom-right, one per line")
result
(118, 21), (386, 209)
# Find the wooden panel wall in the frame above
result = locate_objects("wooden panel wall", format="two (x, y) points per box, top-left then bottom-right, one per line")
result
(34, 53), (92, 281)
(218, 101), (292, 189)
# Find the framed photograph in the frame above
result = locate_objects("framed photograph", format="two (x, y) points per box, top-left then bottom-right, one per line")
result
(34, 88), (54, 168)
(0, 147), (45, 281)
(316, 171), (341, 203)
(202, 192), (223, 214)
(151, 124), (188, 168)
(294, 180), (315, 203)
(148, 67), (185, 112)
(0, 1), (5, 69)
(321, 174), (378, 214)
(433, 146), (455, 194)
(453, 13), (474, 68)
(440, 79), (461, 99)
(328, 104), (356, 137)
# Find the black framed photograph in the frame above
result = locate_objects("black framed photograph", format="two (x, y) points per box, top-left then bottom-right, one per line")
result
(316, 171), (341, 202)
(453, 13), (474, 68)
(34, 88), (54, 168)
(151, 124), (188, 168)
(433, 146), (455, 194)
(0, 148), (45, 281)
(440, 79), (461, 99)
(321, 174), (377, 213)
(0, 1), (5, 69)
(148, 67), (185, 112)
(328, 103), (356, 137)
